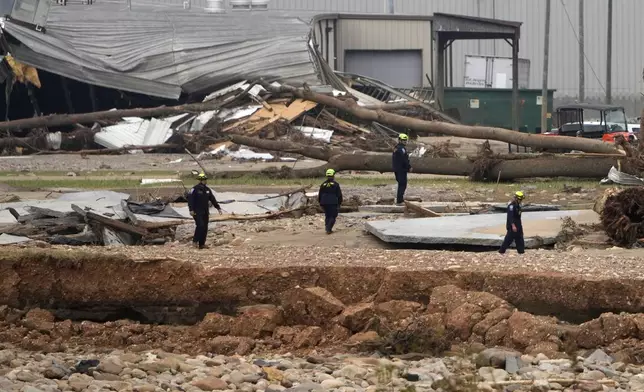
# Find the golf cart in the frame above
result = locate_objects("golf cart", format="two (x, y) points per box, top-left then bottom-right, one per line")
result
(546, 103), (636, 143)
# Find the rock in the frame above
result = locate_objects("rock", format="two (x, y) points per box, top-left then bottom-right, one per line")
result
(97, 356), (125, 375)
(507, 312), (558, 349)
(478, 367), (495, 382)
(208, 336), (255, 355)
(492, 368), (509, 382)
(138, 360), (172, 374)
(320, 379), (345, 389)
(525, 341), (561, 358)
(229, 370), (245, 385)
(375, 300), (422, 321)
(504, 355), (524, 374)
(231, 305), (284, 338)
(274, 326), (303, 344)
(293, 326), (323, 348)
(134, 385), (157, 392)
(263, 367), (284, 383)
(577, 381), (603, 392)
(192, 376), (229, 391)
(476, 348), (522, 368)
(92, 371), (122, 381)
(445, 303), (484, 340)
(284, 382), (323, 392)
(429, 285), (509, 314)
(334, 365), (368, 380)
(282, 287), (345, 326)
(42, 361), (70, 379)
(472, 308), (513, 337)
(68, 373), (93, 392)
(577, 319), (604, 348)
(130, 368), (147, 379)
(0, 350), (16, 366)
(347, 331), (380, 346)
(485, 320), (510, 346)
(584, 349), (614, 366)
(337, 303), (375, 332)
(22, 309), (55, 333)
(629, 374), (644, 390)
(199, 313), (234, 337)
(15, 370), (39, 382)
(578, 370), (606, 381)
(599, 313), (637, 343)
(531, 379), (549, 392)
(21, 387), (45, 392)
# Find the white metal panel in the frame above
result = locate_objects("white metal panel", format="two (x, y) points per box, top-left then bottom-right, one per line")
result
(464, 56), (487, 88)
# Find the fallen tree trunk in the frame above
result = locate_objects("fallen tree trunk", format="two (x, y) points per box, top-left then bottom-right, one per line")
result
(225, 135), (616, 180)
(262, 82), (622, 155)
(0, 101), (226, 132)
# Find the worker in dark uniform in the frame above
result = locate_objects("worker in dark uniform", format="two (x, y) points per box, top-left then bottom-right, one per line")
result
(188, 172), (222, 249)
(318, 168), (343, 234)
(499, 191), (525, 254)
(392, 133), (412, 205)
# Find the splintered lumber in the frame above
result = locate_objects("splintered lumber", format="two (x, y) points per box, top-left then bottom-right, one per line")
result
(262, 81), (622, 155)
(404, 201), (441, 217)
(0, 101), (228, 132)
(84, 210), (148, 237)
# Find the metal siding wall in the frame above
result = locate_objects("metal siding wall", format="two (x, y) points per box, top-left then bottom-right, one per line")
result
(337, 19), (432, 84)
(271, 0), (644, 116)
(269, 0), (384, 12)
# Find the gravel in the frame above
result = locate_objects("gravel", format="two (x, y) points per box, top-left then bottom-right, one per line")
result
(0, 346), (636, 392)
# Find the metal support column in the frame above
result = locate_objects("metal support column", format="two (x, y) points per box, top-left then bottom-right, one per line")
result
(435, 37), (445, 109)
(511, 36), (519, 132)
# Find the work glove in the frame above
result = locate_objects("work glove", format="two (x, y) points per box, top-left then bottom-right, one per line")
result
(190, 211), (196, 217)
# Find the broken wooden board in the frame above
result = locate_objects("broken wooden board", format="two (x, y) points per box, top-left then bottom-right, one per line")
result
(404, 201), (441, 218)
(85, 210), (148, 237)
(224, 99), (317, 135)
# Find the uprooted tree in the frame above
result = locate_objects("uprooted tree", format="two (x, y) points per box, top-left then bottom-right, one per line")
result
(260, 81), (623, 155)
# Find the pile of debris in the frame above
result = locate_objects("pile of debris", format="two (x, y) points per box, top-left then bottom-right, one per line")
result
(0, 189), (311, 246)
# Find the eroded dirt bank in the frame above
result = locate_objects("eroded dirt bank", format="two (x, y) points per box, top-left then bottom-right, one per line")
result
(2, 247), (644, 364)
(1, 247), (644, 322)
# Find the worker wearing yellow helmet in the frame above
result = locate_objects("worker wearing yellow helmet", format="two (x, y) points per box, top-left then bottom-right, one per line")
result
(392, 133), (412, 205)
(499, 191), (526, 254)
(188, 171), (223, 249)
(318, 168), (343, 234)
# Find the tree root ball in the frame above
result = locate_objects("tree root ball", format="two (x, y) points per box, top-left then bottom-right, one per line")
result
(600, 187), (644, 246)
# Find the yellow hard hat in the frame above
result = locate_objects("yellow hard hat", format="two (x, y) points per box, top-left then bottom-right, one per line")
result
(197, 172), (208, 180)
(325, 168), (336, 177)
(398, 133), (409, 141)
(515, 191), (525, 199)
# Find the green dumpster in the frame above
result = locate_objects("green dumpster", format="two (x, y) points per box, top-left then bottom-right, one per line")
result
(443, 87), (556, 133)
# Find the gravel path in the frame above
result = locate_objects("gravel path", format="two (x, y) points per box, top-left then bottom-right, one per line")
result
(24, 244), (643, 281)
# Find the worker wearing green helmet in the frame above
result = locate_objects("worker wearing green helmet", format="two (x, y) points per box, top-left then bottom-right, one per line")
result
(499, 191), (526, 254)
(318, 168), (343, 234)
(392, 133), (412, 205)
(188, 171), (222, 249)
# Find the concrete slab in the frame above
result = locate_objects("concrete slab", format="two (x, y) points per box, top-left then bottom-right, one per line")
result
(360, 202), (562, 214)
(365, 210), (599, 248)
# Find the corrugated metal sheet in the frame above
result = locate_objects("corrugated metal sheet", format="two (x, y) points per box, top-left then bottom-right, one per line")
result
(3, 0), (321, 99)
(270, 0), (385, 13)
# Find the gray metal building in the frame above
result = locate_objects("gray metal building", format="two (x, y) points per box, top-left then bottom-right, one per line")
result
(272, 0), (644, 116)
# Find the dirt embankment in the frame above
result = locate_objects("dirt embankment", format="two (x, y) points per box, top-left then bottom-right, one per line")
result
(2, 248), (644, 362)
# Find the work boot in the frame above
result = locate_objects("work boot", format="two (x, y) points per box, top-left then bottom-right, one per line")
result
(191, 242), (198, 249)
(199, 244), (210, 250)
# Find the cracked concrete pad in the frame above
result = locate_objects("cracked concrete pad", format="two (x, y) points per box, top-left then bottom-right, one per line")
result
(365, 210), (598, 248)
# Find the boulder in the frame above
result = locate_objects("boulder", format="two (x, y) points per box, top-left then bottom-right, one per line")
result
(293, 326), (324, 348)
(192, 376), (228, 391)
(577, 319), (604, 349)
(507, 312), (558, 349)
(337, 303), (375, 332)
(445, 303), (485, 341)
(476, 347), (522, 368)
(281, 287), (345, 326)
(485, 320), (510, 346)
(375, 300), (422, 321)
(472, 308), (513, 338)
(199, 313), (234, 337)
(231, 305), (283, 338)
(208, 336), (255, 355)
(599, 313), (637, 343)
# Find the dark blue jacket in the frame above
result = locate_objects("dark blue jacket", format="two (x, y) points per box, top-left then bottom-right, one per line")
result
(188, 183), (220, 215)
(318, 179), (343, 206)
(506, 200), (523, 232)
(392, 143), (411, 173)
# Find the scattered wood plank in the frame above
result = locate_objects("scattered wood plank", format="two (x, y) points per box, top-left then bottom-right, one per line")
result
(191, 206), (307, 223)
(84, 210), (148, 237)
(404, 201), (441, 218)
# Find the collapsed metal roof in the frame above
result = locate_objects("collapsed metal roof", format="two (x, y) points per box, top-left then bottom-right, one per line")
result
(2, 0), (323, 99)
